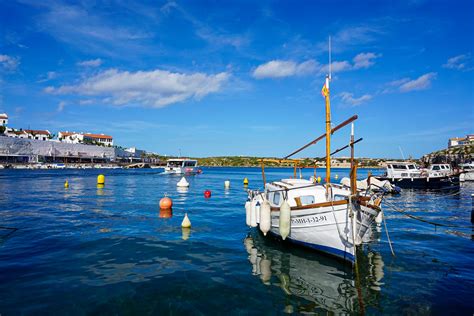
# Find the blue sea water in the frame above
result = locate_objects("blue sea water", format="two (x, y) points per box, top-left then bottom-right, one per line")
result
(0, 167), (473, 315)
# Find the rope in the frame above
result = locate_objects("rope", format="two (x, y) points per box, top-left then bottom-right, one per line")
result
(382, 211), (395, 256)
(384, 200), (474, 229)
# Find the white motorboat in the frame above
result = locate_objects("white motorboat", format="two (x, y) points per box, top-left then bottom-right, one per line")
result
(459, 162), (474, 182)
(245, 65), (383, 263)
(378, 162), (460, 189)
(163, 158), (201, 175)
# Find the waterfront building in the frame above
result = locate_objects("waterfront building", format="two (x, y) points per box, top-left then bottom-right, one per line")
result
(58, 131), (114, 146)
(0, 113), (7, 126)
(4, 129), (29, 139)
(4, 128), (51, 141)
(24, 129), (51, 141)
(448, 135), (474, 148)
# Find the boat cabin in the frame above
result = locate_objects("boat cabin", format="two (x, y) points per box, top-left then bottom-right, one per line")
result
(166, 159), (198, 168)
(426, 164), (452, 176)
(385, 162), (422, 179)
(265, 179), (350, 208)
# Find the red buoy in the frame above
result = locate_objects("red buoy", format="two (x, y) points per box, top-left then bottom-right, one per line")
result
(159, 196), (173, 209)
(204, 190), (212, 198)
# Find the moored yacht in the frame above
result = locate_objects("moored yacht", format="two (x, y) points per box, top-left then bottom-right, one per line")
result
(378, 161), (459, 189)
(459, 162), (474, 182)
(163, 158), (201, 174)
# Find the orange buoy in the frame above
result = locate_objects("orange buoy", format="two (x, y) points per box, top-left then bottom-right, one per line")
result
(159, 196), (173, 209)
(204, 190), (211, 198)
(159, 208), (172, 218)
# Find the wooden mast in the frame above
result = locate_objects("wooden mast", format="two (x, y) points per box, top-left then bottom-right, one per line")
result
(324, 75), (331, 184)
(325, 37), (332, 185)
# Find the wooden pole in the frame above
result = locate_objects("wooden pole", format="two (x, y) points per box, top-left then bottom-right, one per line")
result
(261, 162), (266, 186)
(325, 76), (331, 184)
(350, 123), (355, 194)
(283, 115), (358, 159)
(293, 164), (297, 178)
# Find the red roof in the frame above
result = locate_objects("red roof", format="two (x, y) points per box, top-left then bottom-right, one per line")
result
(59, 131), (112, 140)
(25, 129), (50, 135)
(0, 115), (7, 119)
(84, 133), (113, 140)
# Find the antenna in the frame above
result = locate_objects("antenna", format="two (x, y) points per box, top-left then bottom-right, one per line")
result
(329, 36), (332, 81)
(398, 146), (406, 160)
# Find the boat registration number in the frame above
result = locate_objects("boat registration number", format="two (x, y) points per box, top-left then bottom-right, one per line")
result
(291, 215), (328, 225)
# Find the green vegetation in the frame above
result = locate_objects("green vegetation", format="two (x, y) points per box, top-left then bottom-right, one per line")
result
(193, 156), (383, 168)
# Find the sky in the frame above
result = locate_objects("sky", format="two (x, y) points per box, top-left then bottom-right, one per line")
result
(0, 0), (473, 158)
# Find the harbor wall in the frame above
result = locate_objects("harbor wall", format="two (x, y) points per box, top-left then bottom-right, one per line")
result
(0, 136), (123, 162)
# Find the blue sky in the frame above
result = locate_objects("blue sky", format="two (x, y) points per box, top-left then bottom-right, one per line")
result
(0, 0), (473, 158)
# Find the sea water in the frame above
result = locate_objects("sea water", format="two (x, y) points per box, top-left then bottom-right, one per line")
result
(0, 168), (473, 314)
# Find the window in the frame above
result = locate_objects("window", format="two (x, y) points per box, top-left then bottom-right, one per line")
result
(299, 195), (315, 205)
(391, 164), (408, 170)
(408, 165), (416, 170)
(272, 192), (281, 205)
(184, 161), (196, 167)
(333, 194), (346, 201)
(433, 166), (440, 170)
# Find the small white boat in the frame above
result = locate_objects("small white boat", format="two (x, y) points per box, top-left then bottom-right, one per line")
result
(163, 159), (201, 175)
(246, 61), (383, 263)
(248, 178), (382, 263)
(459, 162), (474, 182)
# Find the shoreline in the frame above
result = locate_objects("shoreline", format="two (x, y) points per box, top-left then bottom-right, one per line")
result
(0, 162), (382, 170)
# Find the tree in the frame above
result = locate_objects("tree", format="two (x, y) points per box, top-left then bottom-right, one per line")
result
(0, 126), (5, 134)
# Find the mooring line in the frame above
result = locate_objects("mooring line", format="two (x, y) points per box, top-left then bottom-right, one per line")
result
(384, 201), (473, 229)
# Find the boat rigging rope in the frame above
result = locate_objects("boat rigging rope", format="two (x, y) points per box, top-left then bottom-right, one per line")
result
(383, 200), (474, 229)
(382, 212), (396, 256)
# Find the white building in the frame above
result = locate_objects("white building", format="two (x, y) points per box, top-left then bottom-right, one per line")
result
(125, 147), (145, 158)
(448, 135), (474, 148)
(0, 113), (8, 126)
(4, 128), (51, 140)
(5, 129), (29, 139)
(25, 129), (51, 141)
(59, 131), (113, 146)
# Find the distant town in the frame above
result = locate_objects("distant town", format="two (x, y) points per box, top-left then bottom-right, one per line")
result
(0, 112), (472, 169)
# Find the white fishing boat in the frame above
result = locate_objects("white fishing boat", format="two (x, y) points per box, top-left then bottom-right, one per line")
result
(459, 162), (474, 182)
(245, 44), (383, 263)
(163, 158), (201, 175)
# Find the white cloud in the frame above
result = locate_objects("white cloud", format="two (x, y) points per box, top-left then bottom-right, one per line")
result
(254, 60), (295, 78)
(0, 54), (20, 71)
(37, 71), (57, 83)
(77, 58), (103, 67)
(443, 54), (471, 70)
(353, 52), (380, 69)
(317, 26), (382, 53)
(57, 101), (66, 112)
(254, 52), (380, 79)
(399, 72), (437, 92)
(45, 68), (230, 108)
(339, 92), (372, 106)
(387, 78), (410, 87)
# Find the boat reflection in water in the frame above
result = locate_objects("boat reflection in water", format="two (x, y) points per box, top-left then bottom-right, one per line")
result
(244, 231), (385, 314)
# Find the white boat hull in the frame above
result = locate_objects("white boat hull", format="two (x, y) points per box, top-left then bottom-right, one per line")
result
(264, 202), (377, 262)
(460, 172), (474, 182)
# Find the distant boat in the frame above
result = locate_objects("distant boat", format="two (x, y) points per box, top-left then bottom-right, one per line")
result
(459, 162), (474, 182)
(163, 158), (201, 175)
(378, 161), (459, 189)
